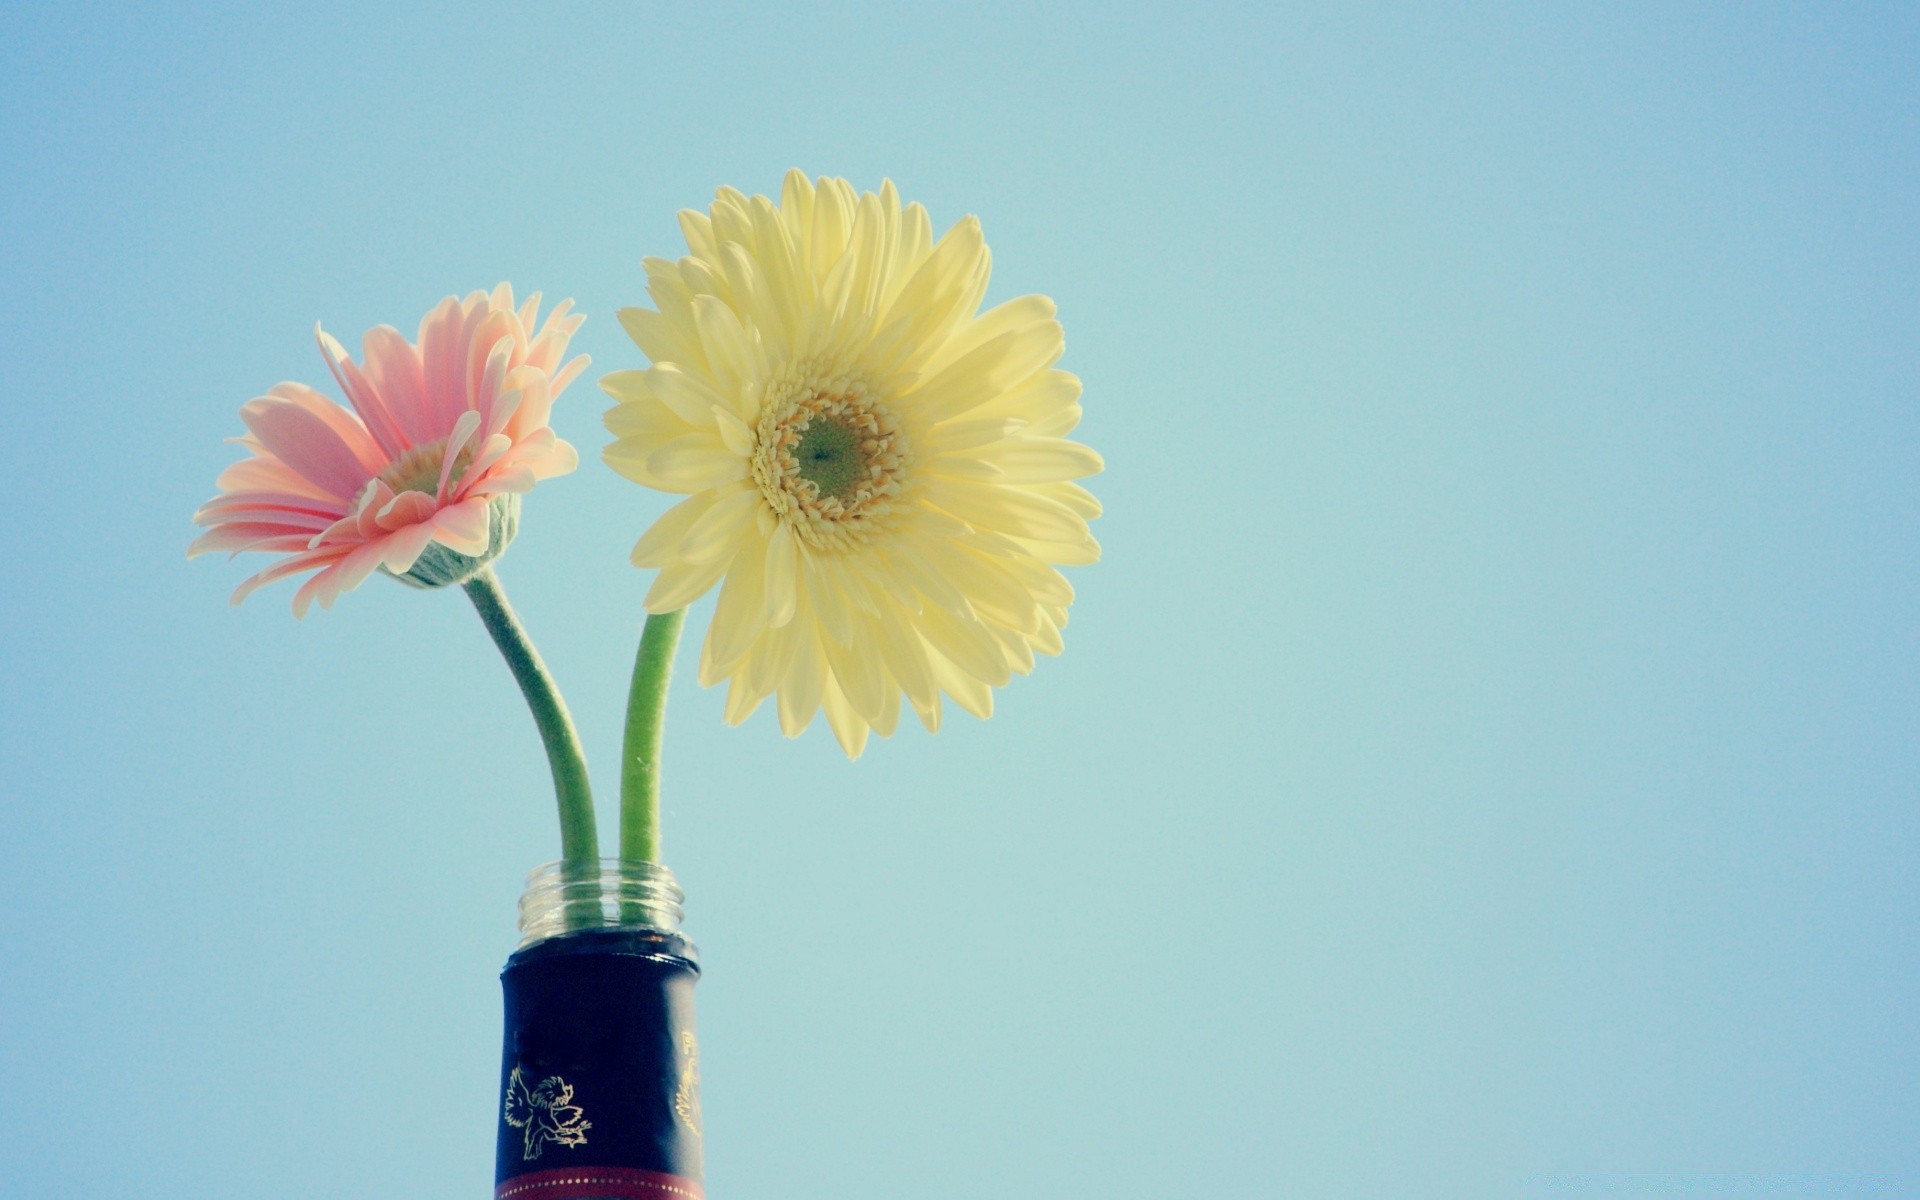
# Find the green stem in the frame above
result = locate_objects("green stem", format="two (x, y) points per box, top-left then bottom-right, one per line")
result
(462, 565), (598, 865)
(620, 608), (687, 863)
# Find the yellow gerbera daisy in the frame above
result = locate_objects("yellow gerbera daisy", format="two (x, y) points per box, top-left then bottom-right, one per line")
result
(602, 171), (1102, 758)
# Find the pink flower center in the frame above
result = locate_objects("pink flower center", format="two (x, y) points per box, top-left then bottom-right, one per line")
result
(376, 438), (468, 498)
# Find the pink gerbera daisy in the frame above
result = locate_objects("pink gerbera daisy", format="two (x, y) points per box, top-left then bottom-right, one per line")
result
(191, 285), (587, 615)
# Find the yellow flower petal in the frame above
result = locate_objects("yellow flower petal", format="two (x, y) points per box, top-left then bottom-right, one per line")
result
(678, 484), (761, 564)
(917, 603), (1013, 688)
(645, 543), (735, 612)
(763, 521), (800, 627)
(929, 650), (994, 720)
(929, 481), (1090, 544)
(630, 491), (719, 567)
(644, 434), (747, 492)
(820, 677), (870, 758)
(974, 437), (1106, 483)
(777, 623), (829, 736)
(706, 528), (771, 674)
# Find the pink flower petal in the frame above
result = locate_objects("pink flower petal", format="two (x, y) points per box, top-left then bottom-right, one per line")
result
(501, 367), (551, 439)
(359, 325), (436, 447)
(294, 539), (385, 617)
(376, 488), (438, 530)
(231, 534), (318, 556)
(524, 328), (569, 375)
(311, 512), (363, 547)
(473, 430), (578, 487)
(232, 546), (348, 608)
(417, 295), (471, 433)
(189, 523), (327, 557)
(539, 298), (580, 339)
(215, 456), (339, 502)
(317, 326), (411, 457)
(516, 290), (544, 333)
(239, 396), (374, 501)
(377, 521), (436, 573)
(265, 382), (385, 476)
(436, 409), (484, 501)
(430, 497), (491, 556)
(550, 354), (589, 400)
(533, 437), (581, 480)
(291, 567), (331, 618)
(193, 490), (343, 526)
(481, 466), (536, 495)
(325, 540), (389, 602)
(459, 433), (515, 491)
(483, 381), (522, 443)
(466, 310), (521, 414)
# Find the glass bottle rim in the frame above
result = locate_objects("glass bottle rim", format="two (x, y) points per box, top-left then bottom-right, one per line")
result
(516, 857), (685, 948)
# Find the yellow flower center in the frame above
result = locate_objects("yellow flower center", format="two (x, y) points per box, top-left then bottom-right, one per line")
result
(375, 438), (469, 498)
(751, 365), (908, 551)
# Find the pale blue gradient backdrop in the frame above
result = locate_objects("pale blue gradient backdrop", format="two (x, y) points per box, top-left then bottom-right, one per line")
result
(2, 3), (1916, 1197)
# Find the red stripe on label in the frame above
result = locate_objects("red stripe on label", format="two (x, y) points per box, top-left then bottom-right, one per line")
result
(495, 1166), (703, 1200)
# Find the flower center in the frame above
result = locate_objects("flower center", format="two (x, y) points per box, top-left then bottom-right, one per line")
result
(751, 365), (908, 550)
(375, 438), (467, 498)
(793, 418), (867, 501)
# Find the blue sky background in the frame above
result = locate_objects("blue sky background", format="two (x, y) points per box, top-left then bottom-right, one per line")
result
(2, 3), (1916, 1197)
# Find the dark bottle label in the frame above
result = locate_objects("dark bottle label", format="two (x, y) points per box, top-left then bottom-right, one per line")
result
(495, 929), (702, 1200)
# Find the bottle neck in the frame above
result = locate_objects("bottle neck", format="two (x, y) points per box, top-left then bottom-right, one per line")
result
(516, 858), (685, 949)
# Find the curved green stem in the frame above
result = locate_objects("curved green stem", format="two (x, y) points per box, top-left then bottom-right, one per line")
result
(462, 566), (598, 865)
(620, 608), (686, 863)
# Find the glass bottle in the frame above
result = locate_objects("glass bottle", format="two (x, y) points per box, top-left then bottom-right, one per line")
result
(495, 860), (703, 1200)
